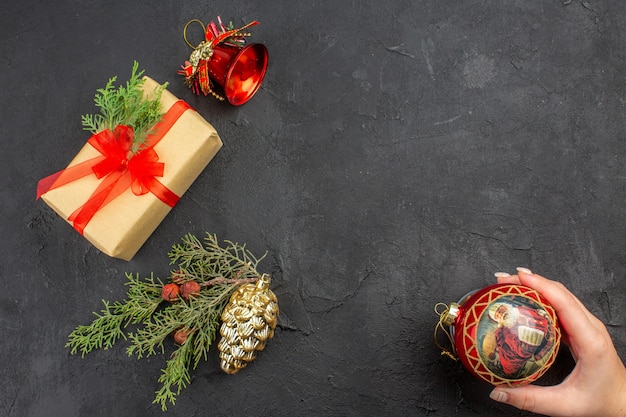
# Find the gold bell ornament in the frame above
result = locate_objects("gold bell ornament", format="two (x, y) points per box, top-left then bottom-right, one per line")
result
(218, 273), (279, 374)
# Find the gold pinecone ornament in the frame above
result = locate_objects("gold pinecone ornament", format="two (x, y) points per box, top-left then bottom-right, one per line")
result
(218, 274), (279, 374)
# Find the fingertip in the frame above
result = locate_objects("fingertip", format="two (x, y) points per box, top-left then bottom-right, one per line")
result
(489, 388), (510, 404)
(489, 384), (563, 415)
(515, 267), (543, 288)
(494, 272), (510, 283)
(495, 272), (521, 285)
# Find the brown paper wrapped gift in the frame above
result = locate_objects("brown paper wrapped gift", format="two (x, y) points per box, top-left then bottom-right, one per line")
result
(38, 77), (222, 260)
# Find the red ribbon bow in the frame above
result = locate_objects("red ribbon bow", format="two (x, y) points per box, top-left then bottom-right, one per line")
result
(37, 100), (190, 235)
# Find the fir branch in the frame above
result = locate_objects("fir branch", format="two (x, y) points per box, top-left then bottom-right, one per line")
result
(187, 290), (230, 368)
(67, 233), (269, 411)
(66, 300), (128, 357)
(66, 273), (163, 357)
(126, 303), (183, 359)
(127, 286), (233, 364)
(154, 338), (194, 411)
(168, 232), (266, 282)
(151, 290), (233, 411)
(80, 61), (168, 154)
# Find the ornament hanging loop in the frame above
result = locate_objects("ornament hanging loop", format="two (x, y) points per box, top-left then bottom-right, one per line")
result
(434, 302), (458, 361)
(183, 19), (206, 49)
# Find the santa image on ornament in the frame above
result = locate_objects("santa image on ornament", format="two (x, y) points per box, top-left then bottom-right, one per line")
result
(477, 295), (557, 380)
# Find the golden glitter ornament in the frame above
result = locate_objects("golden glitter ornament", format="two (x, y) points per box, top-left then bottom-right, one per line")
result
(218, 273), (279, 374)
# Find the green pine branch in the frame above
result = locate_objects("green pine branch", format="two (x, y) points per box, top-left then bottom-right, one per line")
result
(80, 61), (168, 154)
(66, 273), (163, 357)
(169, 233), (266, 281)
(66, 233), (266, 411)
(153, 338), (193, 410)
(65, 300), (127, 357)
(147, 292), (231, 411)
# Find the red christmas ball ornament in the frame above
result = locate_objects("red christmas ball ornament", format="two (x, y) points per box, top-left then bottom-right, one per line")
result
(435, 283), (561, 386)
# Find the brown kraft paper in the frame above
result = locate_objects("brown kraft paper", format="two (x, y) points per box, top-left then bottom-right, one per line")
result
(39, 76), (223, 260)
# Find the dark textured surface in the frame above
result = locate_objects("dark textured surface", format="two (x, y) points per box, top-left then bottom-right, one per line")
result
(2, 1), (625, 416)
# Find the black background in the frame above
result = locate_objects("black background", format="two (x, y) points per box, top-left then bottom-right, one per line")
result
(2, 1), (625, 416)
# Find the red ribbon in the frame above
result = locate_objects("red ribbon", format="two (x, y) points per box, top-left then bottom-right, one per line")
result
(36, 100), (191, 235)
(207, 20), (259, 46)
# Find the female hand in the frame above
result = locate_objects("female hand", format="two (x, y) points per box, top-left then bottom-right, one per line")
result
(489, 268), (626, 417)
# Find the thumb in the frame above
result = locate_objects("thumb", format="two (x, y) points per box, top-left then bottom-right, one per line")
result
(490, 385), (565, 416)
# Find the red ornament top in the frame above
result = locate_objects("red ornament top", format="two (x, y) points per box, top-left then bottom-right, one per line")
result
(436, 283), (561, 386)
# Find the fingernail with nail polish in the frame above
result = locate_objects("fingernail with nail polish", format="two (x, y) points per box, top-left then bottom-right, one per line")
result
(494, 272), (511, 278)
(489, 389), (509, 403)
(516, 267), (532, 275)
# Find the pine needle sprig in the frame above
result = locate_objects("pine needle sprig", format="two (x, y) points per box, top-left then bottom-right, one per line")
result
(66, 273), (163, 357)
(186, 286), (233, 368)
(80, 61), (168, 154)
(169, 233), (266, 282)
(125, 305), (181, 359)
(65, 300), (127, 357)
(66, 233), (267, 411)
(148, 292), (232, 411)
(154, 338), (194, 410)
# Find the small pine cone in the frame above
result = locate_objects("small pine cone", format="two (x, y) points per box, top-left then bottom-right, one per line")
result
(219, 274), (279, 374)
